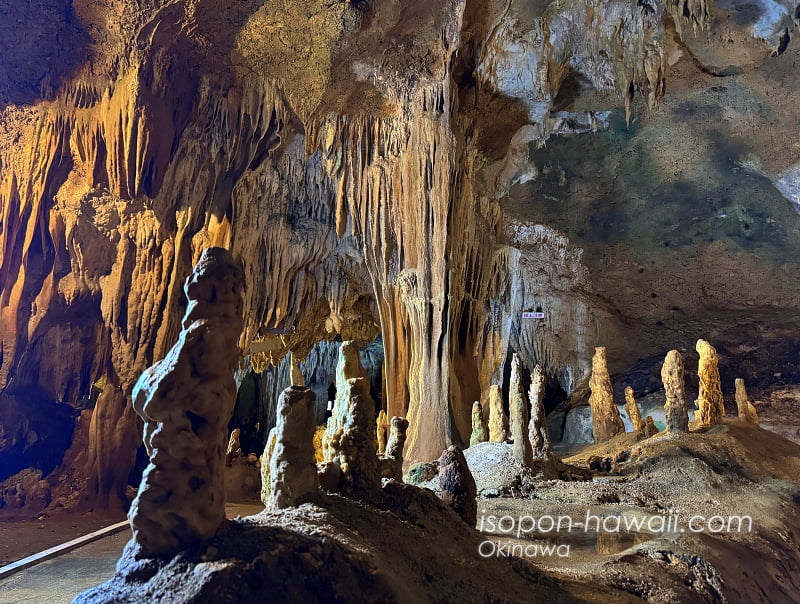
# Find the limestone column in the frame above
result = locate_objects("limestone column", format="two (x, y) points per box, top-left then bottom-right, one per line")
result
(624, 386), (645, 432)
(588, 347), (625, 442)
(661, 350), (689, 432)
(469, 402), (488, 446)
(510, 354), (533, 466)
(695, 339), (724, 425)
(376, 409), (391, 455)
(487, 384), (508, 443)
(267, 386), (318, 509)
(735, 378), (759, 424)
(380, 416), (409, 481)
(528, 364), (552, 459)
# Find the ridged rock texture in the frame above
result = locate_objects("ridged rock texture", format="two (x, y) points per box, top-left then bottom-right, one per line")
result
(661, 350), (689, 433)
(695, 339), (725, 426)
(2, 0), (800, 504)
(587, 347), (625, 442)
(128, 247), (243, 558)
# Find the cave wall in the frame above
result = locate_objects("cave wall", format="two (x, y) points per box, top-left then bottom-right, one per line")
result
(1, 0), (799, 507)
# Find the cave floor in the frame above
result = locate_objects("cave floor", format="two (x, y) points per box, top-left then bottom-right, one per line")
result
(0, 503), (263, 604)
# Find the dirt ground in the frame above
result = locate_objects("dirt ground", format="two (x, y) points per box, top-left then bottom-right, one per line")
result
(0, 508), (126, 567)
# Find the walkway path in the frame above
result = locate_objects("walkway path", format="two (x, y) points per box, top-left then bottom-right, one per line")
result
(0, 503), (263, 604)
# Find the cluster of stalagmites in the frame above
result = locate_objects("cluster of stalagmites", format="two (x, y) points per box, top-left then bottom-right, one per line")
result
(126, 249), (428, 563)
(585, 339), (759, 447)
(469, 354), (556, 472)
(258, 341), (412, 510)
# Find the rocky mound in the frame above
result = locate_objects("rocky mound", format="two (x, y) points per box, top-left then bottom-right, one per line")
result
(74, 482), (615, 604)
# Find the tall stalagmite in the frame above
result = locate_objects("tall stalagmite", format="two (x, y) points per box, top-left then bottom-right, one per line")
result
(128, 248), (243, 558)
(588, 347), (625, 442)
(379, 416), (409, 481)
(735, 378), (759, 425)
(470, 401), (488, 446)
(266, 385), (318, 509)
(528, 365), (552, 459)
(661, 350), (689, 433)
(695, 340), (725, 426)
(624, 386), (645, 432)
(376, 410), (390, 455)
(510, 354), (533, 466)
(487, 385), (509, 443)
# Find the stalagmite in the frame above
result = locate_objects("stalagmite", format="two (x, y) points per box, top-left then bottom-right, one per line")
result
(266, 386), (318, 509)
(695, 340), (725, 426)
(290, 352), (305, 387)
(735, 379), (759, 425)
(661, 350), (689, 433)
(510, 354), (533, 466)
(376, 410), (390, 455)
(624, 386), (645, 432)
(487, 385), (508, 443)
(128, 247), (243, 558)
(226, 429), (243, 467)
(379, 416), (409, 481)
(528, 365), (552, 459)
(470, 402), (488, 446)
(588, 347), (625, 442)
(259, 428), (278, 506)
(320, 341), (379, 492)
(644, 416), (660, 437)
(437, 446), (477, 526)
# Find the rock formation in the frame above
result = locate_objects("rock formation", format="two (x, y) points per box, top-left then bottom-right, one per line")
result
(259, 428), (279, 506)
(289, 353), (306, 387)
(379, 416), (409, 481)
(528, 364), (552, 459)
(437, 446), (477, 526)
(588, 347), (625, 442)
(509, 354), (533, 466)
(735, 379), (759, 425)
(624, 386), (646, 432)
(128, 247), (243, 558)
(376, 410), (390, 455)
(85, 383), (139, 508)
(320, 341), (379, 492)
(266, 386), (318, 510)
(2, 0), (800, 514)
(487, 385), (508, 443)
(696, 340), (725, 426)
(226, 429), (242, 467)
(644, 416), (660, 438)
(470, 402), (488, 447)
(661, 350), (689, 433)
